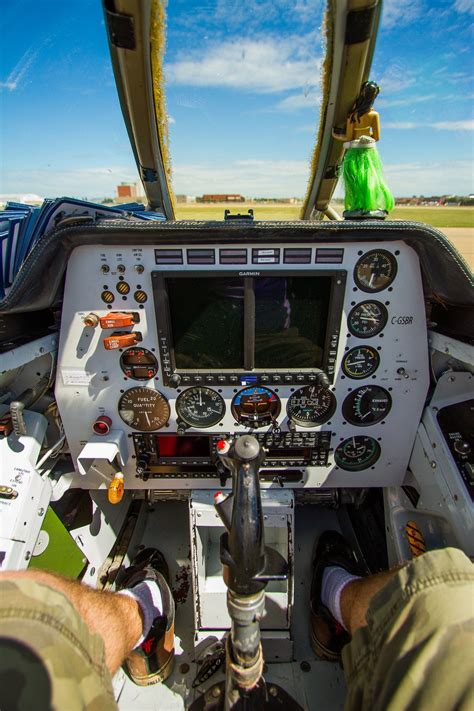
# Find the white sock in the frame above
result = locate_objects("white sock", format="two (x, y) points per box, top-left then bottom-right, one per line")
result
(321, 566), (361, 630)
(118, 581), (163, 648)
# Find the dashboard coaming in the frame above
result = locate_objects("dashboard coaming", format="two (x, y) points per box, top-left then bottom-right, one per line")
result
(55, 238), (429, 489)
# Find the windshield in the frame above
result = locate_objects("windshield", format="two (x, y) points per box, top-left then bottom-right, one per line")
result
(1, 1), (473, 210)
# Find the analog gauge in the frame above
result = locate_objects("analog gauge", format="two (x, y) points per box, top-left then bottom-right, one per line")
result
(334, 436), (381, 471)
(118, 387), (170, 431)
(176, 387), (226, 428)
(287, 385), (336, 427)
(354, 250), (398, 293)
(231, 387), (281, 428)
(342, 386), (392, 426)
(348, 301), (388, 338)
(342, 346), (380, 379)
(120, 347), (158, 381)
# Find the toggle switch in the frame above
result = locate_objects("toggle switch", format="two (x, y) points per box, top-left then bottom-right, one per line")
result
(99, 312), (140, 329)
(103, 332), (142, 350)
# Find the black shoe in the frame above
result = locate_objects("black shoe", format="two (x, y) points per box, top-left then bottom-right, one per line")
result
(120, 548), (175, 686)
(310, 531), (361, 662)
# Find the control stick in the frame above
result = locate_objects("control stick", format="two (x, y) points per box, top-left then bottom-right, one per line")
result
(209, 436), (301, 710)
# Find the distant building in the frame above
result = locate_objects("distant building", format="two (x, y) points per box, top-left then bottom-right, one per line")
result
(117, 183), (138, 199)
(175, 194), (196, 204)
(197, 194), (245, 203)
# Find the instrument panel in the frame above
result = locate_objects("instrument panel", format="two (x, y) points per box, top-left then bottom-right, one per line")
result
(55, 240), (429, 489)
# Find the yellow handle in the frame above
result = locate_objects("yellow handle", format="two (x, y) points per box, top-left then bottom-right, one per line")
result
(108, 472), (124, 504)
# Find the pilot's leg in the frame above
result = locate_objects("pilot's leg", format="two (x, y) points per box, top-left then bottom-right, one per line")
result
(0, 561), (174, 709)
(311, 533), (474, 710)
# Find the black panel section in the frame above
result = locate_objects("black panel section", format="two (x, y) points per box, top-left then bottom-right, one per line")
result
(283, 248), (312, 264)
(219, 248), (248, 264)
(104, 8), (136, 49)
(187, 249), (216, 265)
(316, 248), (344, 264)
(437, 399), (474, 501)
(345, 6), (377, 45)
(155, 249), (183, 265)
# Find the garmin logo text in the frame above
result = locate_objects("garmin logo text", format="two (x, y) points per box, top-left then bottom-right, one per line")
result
(239, 271), (260, 276)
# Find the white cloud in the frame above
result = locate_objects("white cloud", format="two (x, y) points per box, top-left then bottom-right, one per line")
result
(172, 159), (309, 197)
(454, 0), (474, 14)
(276, 88), (321, 110)
(374, 65), (416, 94)
(378, 94), (437, 108)
(385, 120), (474, 130)
(0, 47), (38, 92)
(381, 0), (423, 29)
(383, 160), (473, 196)
(0, 167), (140, 199)
(166, 37), (322, 94)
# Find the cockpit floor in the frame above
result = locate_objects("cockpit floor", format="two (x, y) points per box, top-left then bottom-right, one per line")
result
(115, 500), (346, 710)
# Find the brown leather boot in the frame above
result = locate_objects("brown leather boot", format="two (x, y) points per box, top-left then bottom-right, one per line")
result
(121, 549), (175, 686)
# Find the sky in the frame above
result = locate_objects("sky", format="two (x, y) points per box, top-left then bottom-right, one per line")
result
(0, 0), (473, 201)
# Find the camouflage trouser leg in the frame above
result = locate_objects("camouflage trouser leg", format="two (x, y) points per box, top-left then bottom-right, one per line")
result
(342, 547), (474, 711)
(0, 578), (117, 711)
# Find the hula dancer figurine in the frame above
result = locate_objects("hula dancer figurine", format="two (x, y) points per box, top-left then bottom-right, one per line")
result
(333, 81), (394, 219)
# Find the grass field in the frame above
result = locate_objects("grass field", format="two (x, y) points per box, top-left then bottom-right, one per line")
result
(174, 203), (474, 228)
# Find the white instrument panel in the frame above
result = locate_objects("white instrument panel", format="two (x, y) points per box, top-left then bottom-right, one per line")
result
(55, 240), (429, 490)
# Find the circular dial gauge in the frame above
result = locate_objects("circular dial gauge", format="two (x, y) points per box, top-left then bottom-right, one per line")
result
(342, 346), (380, 379)
(287, 385), (336, 427)
(348, 301), (388, 338)
(354, 250), (398, 292)
(342, 386), (392, 426)
(335, 436), (381, 471)
(231, 387), (281, 428)
(120, 347), (158, 381)
(176, 387), (226, 428)
(118, 387), (170, 431)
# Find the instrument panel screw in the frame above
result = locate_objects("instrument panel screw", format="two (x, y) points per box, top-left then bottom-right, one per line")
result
(211, 686), (221, 698)
(269, 686), (278, 697)
(38, 507), (44, 516)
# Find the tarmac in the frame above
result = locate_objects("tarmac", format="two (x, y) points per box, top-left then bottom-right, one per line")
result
(441, 228), (473, 270)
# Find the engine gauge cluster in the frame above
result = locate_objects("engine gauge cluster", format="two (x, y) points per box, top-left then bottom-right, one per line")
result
(348, 301), (388, 338)
(335, 436), (381, 471)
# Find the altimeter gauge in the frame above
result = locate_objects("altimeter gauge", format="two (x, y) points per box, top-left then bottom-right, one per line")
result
(354, 250), (398, 292)
(118, 387), (170, 431)
(175, 387), (226, 428)
(334, 436), (381, 471)
(287, 385), (336, 427)
(348, 301), (388, 338)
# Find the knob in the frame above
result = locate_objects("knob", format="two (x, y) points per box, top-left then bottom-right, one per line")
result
(103, 332), (142, 350)
(453, 439), (471, 456)
(136, 453), (151, 476)
(99, 312), (139, 329)
(316, 371), (330, 389)
(83, 313), (99, 328)
(169, 373), (182, 388)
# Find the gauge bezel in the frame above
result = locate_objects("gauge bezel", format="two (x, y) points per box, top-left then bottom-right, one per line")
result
(342, 386), (392, 426)
(175, 386), (226, 428)
(286, 385), (336, 427)
(354, 249), (398, 293)
(341, 346), (380, 379)
(231, 386), (281, 427)
(347, 301), (388, 339)
(118, 387), (170, 431)
(334, 436), (381, 471)
(120, 347), (158, 381)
